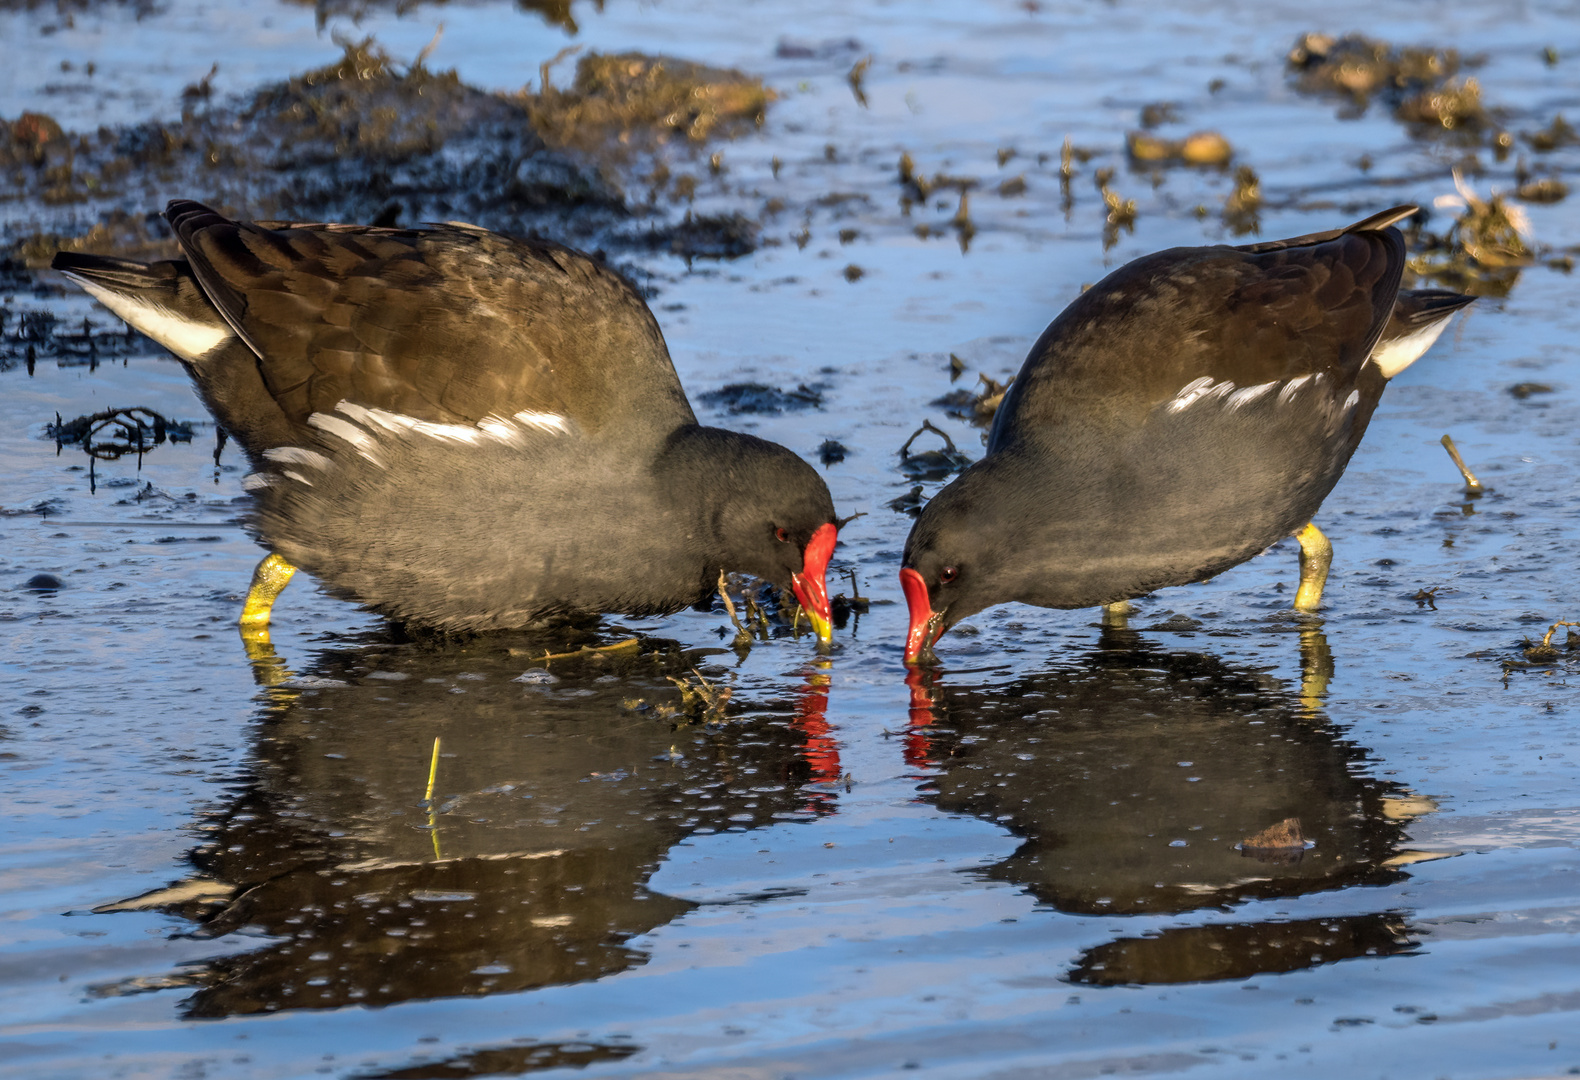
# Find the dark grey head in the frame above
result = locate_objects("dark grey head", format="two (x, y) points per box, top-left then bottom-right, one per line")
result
(900, 460), (1023, 664)
(661, 426), (839, 640)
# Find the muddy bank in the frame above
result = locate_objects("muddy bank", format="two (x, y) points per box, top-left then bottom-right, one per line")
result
(0, 38), (773, 268)
(0, 38), (778, 368)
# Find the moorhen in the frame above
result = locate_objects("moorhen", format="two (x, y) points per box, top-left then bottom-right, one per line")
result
(55, 201), (838, 639)
(901, 205), (1472, 664)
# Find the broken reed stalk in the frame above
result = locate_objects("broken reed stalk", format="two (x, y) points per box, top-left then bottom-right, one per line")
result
(536, 637), (640, 662)
(899, 418), (959, 458)
(1540, 620), (1579, 650)
(1440, 434), (1484, 494)
(424, 736), (441, 804)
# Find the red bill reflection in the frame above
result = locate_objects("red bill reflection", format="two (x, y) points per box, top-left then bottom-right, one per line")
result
(904, 667), (938, 770)
(790, 660), (842, 813)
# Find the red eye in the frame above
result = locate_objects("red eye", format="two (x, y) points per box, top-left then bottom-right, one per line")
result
(939, 566), (959, 584)
(775, 527), (791, 543)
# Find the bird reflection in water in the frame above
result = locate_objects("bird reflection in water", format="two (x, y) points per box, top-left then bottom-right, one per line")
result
(904, 625), (1441, 986)
(94, 632), (844, 1023)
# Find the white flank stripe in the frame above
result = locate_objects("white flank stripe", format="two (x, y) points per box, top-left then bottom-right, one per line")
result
(1225, 381), (1276, 409)
(513, 410), (570, 434)
(309, 412), (383, 463)
(265, 446), (333, 471)
(476, 417), (517, 439)
(1370, 319), (1453, 379)
(239, 474), (275, 491)
(67, 277), (231, 361)
(282, 470), (313, 487)
(409, 419), (481, 444)
(1167, 376), (1229, 413)
(1277, 374), (1314, 405)
(329, 402), (568, 449)
(1343, 389), (1360, 412)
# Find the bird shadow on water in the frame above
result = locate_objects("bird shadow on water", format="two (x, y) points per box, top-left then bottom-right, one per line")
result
(905, 626), (1445, 987)
(86, 625), (842, 1035)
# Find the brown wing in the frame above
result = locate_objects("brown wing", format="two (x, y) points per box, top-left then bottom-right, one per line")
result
(989, 207), (1410, 450)
(166, 200), (695, 441)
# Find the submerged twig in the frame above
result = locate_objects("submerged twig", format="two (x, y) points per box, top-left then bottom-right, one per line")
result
(1439, 433), (1485, 494)
(900, 419), (959, 458)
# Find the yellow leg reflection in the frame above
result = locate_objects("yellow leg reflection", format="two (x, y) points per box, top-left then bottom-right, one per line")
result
(1298, 625), (1333, 715)
(240, 553), (297, 636)
(240, 628), (296, 688)
(1293, 523), (1332, 613)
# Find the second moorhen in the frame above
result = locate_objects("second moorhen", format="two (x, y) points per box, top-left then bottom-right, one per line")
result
(56, 201), (838, 639)
(901, 205), (1472, 663)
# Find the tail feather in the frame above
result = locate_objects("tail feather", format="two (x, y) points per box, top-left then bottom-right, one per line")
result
(1371, 288), (1474, 379)
(1390, 288), (1476, 328)
(1347, 205), (1419, 233)
(51, 250), (232, 363)
(51, 251), (182, 291)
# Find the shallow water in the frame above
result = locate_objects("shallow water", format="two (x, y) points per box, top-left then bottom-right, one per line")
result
(3, 1), (1580, 1077)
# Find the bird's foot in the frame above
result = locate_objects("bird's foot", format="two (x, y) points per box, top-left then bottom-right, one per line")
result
(1293, 523), (1332, 613)
(239, 553), (297, 630)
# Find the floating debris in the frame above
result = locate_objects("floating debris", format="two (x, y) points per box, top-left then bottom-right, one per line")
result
(1126, 130), (1232, 167)
(888, 484), (927, 517)
(49, 406), (195, 460)
(998, 175), (1027, 197)
(1410, 171), (1531, 294)
(1239, 817), (1307, 861)
(1097, 172), (1137, 249)
(898, 419), (972, 481)
(24, 573), (64, 593)
(1395, 77), (1491, 135)
(952, 192), (976, 253)
(1521, 621), (1579, 663)
(1515, 177), (1569, 204)
(1523, 114), (1578, 152)
(698, 382), (824, 414)
(1138, 101), (1181, 129)
(843, 264), (865, 282)
(647, 210), (758, 260)
(847, 55), (873, 108)
(817, 439), (848, 466)
(1222, 164), (1262, 235)
(931, 372), (1012, 427)
(668, 668), (733, 723)
(526, 50), (773, 151)
(1507, 382), (1555, 399)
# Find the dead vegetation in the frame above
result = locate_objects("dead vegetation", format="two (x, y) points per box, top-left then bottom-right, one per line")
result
(523, 49), (773, 154)
(1125, 130), (1233, 168)
(1286, 32), (1492, 137)
(1407, 171), (1532, 296)
(3, 38), (772, 269)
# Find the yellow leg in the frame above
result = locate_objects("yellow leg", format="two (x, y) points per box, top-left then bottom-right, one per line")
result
(240, 553), (296, 636)
(1101, 600), (1134, 628)
(1293, 523), (1332, 613)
